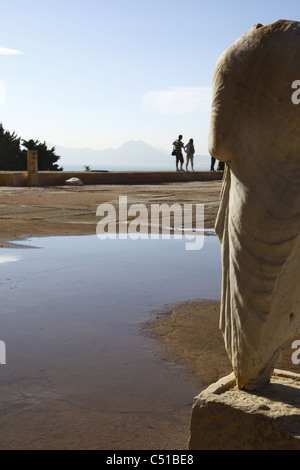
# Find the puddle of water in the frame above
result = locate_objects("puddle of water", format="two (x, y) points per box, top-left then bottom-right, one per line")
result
(0, 234), (221, 449)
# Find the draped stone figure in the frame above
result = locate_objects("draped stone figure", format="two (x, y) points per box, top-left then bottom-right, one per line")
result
(209, 20), (300, 390)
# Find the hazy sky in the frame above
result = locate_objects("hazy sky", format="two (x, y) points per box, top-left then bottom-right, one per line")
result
(1, 0), (299, 155)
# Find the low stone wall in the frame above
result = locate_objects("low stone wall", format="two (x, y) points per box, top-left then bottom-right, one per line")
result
(0, 172), (27, 187)
(0, 170), (223, 187)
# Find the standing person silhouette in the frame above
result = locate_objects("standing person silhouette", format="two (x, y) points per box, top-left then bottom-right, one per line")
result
(184, 138), (195, 171)
(172, 135), (185, 171)
(210, 156), (216, 171)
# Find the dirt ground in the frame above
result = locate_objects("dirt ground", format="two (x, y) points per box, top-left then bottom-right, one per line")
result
(146, 299), (300, 389)
(0, 179), (298, 380)
(0, 181), (221, 246)
(0, 179), (299, 450)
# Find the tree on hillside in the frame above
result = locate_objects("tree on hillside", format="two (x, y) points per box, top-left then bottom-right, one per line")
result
(21, 139), (63, 171)
(0, 123), (63, 171)
(0, 124), (23, 170)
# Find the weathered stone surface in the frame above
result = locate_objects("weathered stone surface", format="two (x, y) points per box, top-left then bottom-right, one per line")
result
(189, 370), (300, 450)
(209, 20), (300, 390)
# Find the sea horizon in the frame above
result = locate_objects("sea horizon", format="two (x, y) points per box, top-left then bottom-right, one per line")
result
(61, 162), (211, 172)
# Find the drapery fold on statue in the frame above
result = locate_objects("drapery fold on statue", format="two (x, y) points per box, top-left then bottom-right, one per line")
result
(209, 20), (300, 389)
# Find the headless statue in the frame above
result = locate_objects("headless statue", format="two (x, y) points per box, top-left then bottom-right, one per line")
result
(209, 20), (300, 390)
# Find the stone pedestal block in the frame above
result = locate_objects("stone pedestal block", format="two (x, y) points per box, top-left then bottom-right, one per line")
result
(189, 369), (300, 450)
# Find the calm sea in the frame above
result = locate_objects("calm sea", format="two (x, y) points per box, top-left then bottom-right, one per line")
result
(61, 162), (211, 172)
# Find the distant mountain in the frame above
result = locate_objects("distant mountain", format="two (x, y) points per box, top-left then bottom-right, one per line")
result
(55, 140), (172, 169)
(53, 140), (211, 171)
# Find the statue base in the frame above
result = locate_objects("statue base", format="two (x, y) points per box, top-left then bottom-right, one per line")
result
(189, 369), (300, 450)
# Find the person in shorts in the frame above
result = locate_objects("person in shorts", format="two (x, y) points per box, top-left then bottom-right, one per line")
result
(172, 135), (185, 171)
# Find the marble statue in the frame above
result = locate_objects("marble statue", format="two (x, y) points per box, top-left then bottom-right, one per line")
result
(209, 20), (300, 390)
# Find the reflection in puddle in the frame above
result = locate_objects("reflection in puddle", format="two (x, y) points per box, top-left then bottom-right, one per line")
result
(0, 255), (20, 264)
(0, 234), (221, 449)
